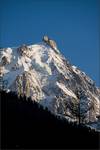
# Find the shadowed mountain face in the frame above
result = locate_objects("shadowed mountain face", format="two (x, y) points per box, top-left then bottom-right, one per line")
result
(0, 38), (100, 130)
(1, 91), (100, 149)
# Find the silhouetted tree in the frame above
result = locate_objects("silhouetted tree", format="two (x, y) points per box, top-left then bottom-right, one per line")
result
(74, 88), (92, 124)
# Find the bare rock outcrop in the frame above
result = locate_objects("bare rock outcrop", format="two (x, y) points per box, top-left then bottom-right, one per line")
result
(1, 55), (11, 65)
(43, 35), (57, 50)
(18, 44), (29, 56)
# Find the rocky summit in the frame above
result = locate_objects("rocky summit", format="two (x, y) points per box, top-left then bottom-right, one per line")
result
(0, 36), (100, 130)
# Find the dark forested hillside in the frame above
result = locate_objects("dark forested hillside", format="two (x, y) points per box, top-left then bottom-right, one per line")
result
(1, 91), (100, 149)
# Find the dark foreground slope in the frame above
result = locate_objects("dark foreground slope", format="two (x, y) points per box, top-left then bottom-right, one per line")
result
(1, 91), (100, 149)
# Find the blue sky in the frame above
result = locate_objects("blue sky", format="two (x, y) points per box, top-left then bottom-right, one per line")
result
(0, 0), (99, 86)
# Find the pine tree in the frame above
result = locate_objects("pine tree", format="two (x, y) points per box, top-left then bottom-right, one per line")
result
(75, 88), (92, 124)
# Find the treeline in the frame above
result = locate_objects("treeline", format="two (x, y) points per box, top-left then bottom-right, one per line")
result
(1, 91), (100, 149)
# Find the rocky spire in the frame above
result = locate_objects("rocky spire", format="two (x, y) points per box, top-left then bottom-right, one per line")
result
(42, 35), (58, 51)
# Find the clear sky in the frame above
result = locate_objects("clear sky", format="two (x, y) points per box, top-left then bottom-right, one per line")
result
(0, 0), (99, 86)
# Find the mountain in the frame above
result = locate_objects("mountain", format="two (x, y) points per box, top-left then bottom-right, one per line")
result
(0, 36), (100, 130)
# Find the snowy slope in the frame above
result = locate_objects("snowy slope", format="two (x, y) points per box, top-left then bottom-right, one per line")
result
(0, 39), (100, 131)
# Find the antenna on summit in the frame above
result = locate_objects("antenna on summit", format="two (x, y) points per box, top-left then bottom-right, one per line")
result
(43, 35), (49, 43)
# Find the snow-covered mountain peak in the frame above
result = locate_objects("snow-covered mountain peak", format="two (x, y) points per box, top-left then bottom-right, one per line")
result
(0, 38), (100, 130)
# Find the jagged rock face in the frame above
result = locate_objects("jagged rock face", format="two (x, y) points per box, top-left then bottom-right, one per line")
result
(43, 35), (58, 50)
(0, 42), (100, 129)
